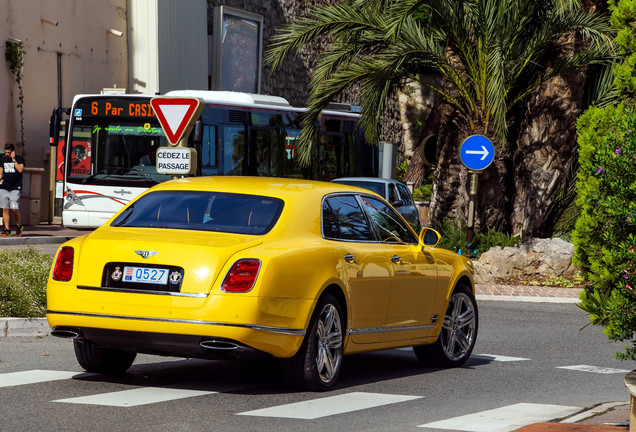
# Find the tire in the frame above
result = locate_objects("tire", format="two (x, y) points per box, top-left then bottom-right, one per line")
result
(74, 339), (137, 373)
(413, 283), (478, 368)
(282, 294), (344, 391)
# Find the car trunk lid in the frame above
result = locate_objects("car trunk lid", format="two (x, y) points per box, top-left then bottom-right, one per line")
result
(74, 227), (263, 295)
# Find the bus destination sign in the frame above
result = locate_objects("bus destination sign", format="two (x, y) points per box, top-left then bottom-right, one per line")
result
(74, 98), (155, 119)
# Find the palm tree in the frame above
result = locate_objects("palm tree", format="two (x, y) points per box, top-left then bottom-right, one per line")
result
(266, 0), (613, 234)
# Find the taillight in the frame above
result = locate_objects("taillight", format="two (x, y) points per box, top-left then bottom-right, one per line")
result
(53, 247), (74, 281)
(221, 259), (261, 293)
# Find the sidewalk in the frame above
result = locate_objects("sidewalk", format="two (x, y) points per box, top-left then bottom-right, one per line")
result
(0, 222), (83, 246)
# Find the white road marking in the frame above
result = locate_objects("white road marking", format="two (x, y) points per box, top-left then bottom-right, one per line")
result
(54, 386), (216, 407)
(238, 391), (423, 419)
(418, 403), (580, 431)
(471, 354), (530, 362)
(395, 349), (530, 363)
(0, 370), (86, 388)
(558, 365), (630, 374)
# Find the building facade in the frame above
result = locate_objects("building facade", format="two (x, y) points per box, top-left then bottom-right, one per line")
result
(1, 0), (401, 224)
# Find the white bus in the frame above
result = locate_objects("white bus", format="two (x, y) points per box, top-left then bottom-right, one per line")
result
(50, 90), (378, 228)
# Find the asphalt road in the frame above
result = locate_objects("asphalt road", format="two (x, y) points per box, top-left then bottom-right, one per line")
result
(0, 301), (631, 432)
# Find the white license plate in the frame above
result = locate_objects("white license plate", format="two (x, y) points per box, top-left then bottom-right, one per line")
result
(123, 266), (169, 284)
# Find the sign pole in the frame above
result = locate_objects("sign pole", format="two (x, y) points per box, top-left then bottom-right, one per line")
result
(466, 171), (479, 246)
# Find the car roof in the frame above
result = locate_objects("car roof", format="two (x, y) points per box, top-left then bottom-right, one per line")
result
(332, 177), (405, 185)
(146, 176), (379, 200)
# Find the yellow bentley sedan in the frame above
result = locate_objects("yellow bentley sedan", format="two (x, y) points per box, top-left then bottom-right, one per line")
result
(47, 177), (477, 391)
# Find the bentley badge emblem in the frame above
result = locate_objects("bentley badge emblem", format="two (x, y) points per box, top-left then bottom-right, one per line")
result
(135, 250), (159, 259)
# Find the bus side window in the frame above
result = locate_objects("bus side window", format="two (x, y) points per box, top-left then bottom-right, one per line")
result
(201, 125), (218, 175)
(222, 126), (246, 175)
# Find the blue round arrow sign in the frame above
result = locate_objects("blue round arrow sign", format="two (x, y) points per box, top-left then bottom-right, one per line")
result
(459, 135), (495, 171)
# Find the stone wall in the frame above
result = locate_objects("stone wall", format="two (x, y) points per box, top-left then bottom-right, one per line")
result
(473, 238), (577, 284)
(206, 0), (401, 146)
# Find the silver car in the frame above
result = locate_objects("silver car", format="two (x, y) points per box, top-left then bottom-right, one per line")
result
(331, 177), (421, 230)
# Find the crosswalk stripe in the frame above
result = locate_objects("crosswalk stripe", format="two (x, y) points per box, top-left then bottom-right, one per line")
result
(418, 403), (580, 431)
(557, 365), (630, 374)
(238, 391), (423, 419)
(0, 370), (85, 388)
(471, 354), (530, 362)
(54, 386), (216, 407)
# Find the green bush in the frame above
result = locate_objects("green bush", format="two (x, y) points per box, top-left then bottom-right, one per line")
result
(574, 105), (636, 359)
(434, 219), (521, 256)
(412, 184), (432, 201)
(395, 159), (409, 182)
(0, 247), (52, 318)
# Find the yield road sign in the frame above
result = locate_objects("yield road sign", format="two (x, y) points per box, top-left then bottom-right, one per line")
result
(150, 97), (204, 146)
(459, 135), (495, 171)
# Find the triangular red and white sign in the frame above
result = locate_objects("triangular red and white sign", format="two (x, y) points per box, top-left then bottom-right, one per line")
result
(150, 97), (204, 145)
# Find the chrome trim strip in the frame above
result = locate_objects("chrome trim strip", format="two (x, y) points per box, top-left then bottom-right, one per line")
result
(77, 285), (207, 298)
(347, 324), (435, 336)
(46, 310), (306, 336)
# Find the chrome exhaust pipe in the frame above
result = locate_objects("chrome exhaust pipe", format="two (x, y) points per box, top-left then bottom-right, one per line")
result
(51, 329), (79, 338)
(200, 340), (240, 350)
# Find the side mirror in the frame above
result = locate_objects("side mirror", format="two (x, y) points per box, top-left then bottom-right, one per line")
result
(49, 107), (70, 147)
(391, 200), (403, 208)
(192, 120), (204, 146)
(419, 227), (441, 247)
(49, 108), (62, 147)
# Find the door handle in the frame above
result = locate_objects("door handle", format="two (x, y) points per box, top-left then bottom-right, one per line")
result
(390, 255), (402, 264)
(344, 254), (356, 263)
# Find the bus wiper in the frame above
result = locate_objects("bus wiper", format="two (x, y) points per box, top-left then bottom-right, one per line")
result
(120, 173), (163, 184)
(81, 171), (108, 184)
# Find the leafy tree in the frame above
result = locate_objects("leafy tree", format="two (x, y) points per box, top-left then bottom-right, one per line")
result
(267, 0), (613, 233)
(575, 0), (636, 360)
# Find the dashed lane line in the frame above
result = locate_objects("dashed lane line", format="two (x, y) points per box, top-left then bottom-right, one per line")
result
(557, 365), (631, 374)
(418, 402), (580, 431)
(0, 370), (89, 388)
(53, 386), (217, 407)
(237, 391), (423, 419)
(471, 354), (530, 362)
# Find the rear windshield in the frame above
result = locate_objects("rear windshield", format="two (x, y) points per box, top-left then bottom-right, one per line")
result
(332, 180), (385, 197)
(111, 190), (284, 235)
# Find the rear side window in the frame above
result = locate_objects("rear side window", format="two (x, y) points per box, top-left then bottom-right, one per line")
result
(396, 183), (413, 205)
(388, 183), (398, 203)
(360, 196), (418, 244)
(323, 195), (375, 241)
(111, 190), (283, 235)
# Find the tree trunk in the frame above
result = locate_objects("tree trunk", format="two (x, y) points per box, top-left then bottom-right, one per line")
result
(511, 73), (584, 237)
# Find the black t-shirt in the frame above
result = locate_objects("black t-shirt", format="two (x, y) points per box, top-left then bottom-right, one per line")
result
(1, 155), (25, 191)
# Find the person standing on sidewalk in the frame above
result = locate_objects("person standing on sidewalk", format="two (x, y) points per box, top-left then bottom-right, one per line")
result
(0, 143), (25, 237)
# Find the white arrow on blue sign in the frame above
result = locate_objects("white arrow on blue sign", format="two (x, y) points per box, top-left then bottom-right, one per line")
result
(459, 135), (495, 171)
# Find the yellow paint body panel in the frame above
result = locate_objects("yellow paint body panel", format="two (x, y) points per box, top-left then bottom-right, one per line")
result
(47, 177), (474, 360)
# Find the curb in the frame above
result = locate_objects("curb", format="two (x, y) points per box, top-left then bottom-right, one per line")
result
(0, 318), (50, 337)
(0, 236), (74, 246)
(476, 294), (581, 304)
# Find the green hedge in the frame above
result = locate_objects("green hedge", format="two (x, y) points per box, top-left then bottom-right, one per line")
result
(574, 105), (636, 359)
(434, 219), (521, 257)
(0, 247), (52, 318)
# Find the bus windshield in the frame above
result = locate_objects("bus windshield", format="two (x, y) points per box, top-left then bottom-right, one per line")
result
(67, 96), (171, 187)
